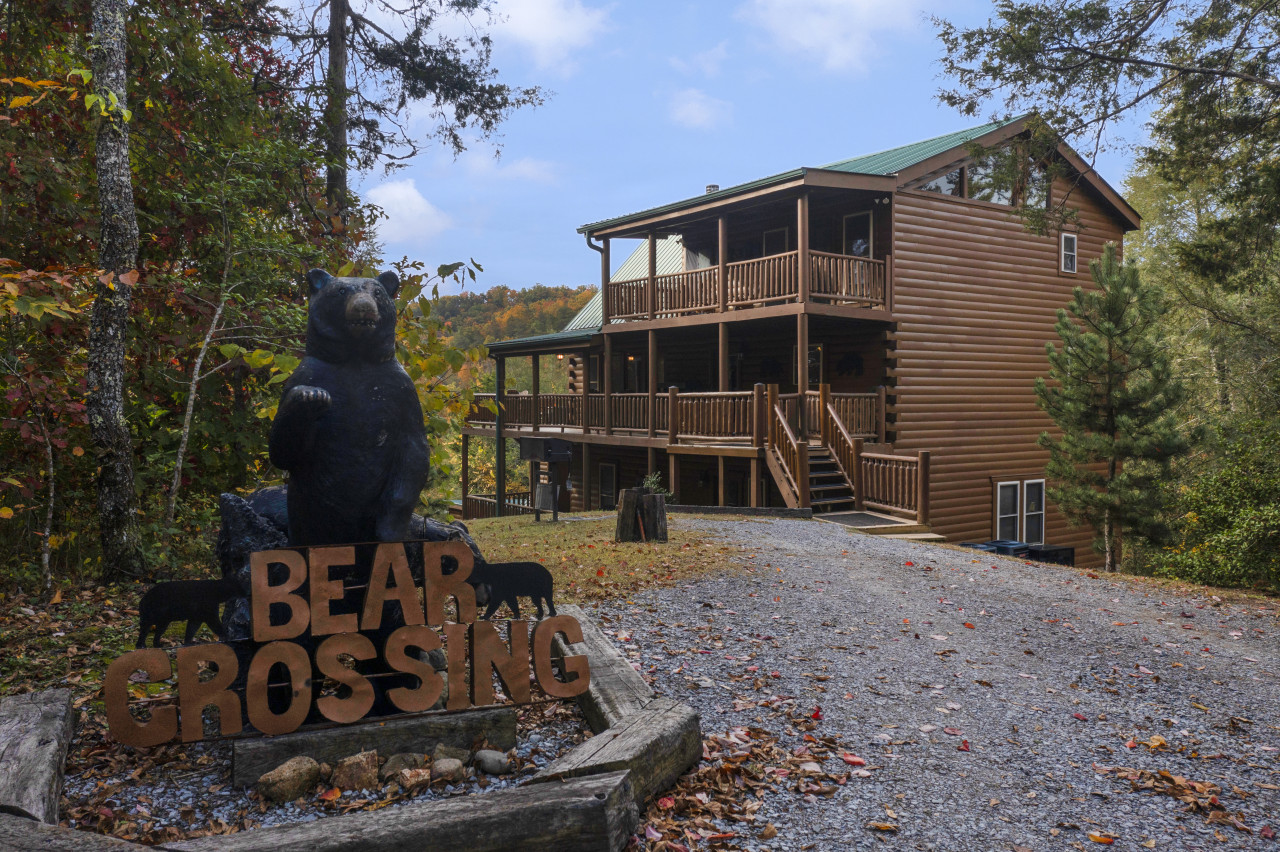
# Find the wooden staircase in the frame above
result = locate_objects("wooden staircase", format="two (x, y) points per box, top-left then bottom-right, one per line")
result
(806, 445), (856, 514)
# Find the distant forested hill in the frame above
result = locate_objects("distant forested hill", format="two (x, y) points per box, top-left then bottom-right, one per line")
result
(435, 284), (595, 351)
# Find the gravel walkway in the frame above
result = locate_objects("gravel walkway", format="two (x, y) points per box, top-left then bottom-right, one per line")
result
(592, 516), (1280, 851)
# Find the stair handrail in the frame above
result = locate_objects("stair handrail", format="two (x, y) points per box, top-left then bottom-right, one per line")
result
(824, 401), (865, 511)
(767, 392), (810, 508)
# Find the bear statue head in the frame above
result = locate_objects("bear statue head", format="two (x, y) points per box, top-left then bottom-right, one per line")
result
(303, 268), (401, 363)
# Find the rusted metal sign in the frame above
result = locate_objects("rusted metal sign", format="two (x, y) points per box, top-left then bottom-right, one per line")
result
(105, 542), (590, 746)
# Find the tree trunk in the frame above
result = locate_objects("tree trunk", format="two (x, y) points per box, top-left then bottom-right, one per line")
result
(325, 0), (349, 222)
(89, 0), (145, 582)
(162, 298), (225, 545)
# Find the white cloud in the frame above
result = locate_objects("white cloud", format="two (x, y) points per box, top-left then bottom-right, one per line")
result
(365, 179), (451, 244)
(462, 153), (559, 183)
(671, 41), (729, 77)
(495, 0), (611, 73)
(736, 0), (924, 73)
(669, 88), (732, 130)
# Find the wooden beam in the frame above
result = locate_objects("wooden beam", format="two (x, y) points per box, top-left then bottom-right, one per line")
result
(494, 356), (506, 517)
(600, 237), (611, 326)
(796, 313), (809, 435)
(530, 354), (540, 433)
(588, 177), (807, 238)
(580, 349), (589, 433)
(717, 216), (727, 313)
(460, 433), (470, 520)
(667, 386), (679, 446)
(550, 605), (654, 732)
(0, 689), (73, 824)
(666, 445), (760, 458)
(181, 771), (637, 852)
(749, 457), (760, 508)
(668, 453), (680, 501)
(718, 322), (729, 392)
(717, 456), (726, 507)
(647, 330), (657, 439)
(602, 334), (613, 435)
(917, 450), (931, 526)
(797, 193), (810, 304)
(752, 383), (765, 448)
(647, 232), (657, 320)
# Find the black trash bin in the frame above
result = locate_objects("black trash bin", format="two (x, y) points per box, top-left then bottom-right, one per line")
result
(1026, 544), (1075, 566)
(985, 539), (1031, 557)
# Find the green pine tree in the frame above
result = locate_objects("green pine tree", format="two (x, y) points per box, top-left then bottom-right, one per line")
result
(1036, 243), (1194, 571)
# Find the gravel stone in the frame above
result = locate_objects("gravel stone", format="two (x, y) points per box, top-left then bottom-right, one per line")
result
(473, 749), (511, 775)
(257, 756), (320, 803)
(587, 516), (1280, 851)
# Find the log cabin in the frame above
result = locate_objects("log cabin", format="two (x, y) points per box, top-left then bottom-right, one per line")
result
(459, 115), (1140, 568)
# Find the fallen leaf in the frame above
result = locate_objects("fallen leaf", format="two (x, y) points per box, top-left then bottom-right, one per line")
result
(760, 824), (778, 839)
(866, 821), (898, 832)
(841, 753), (866, 766)
(1073, 713), (1088, 721)
(964, 622), (975, 629)
(1087, 832), (1117, 844)
(957, 740), (970, 752)
(318, 788), (341, 802)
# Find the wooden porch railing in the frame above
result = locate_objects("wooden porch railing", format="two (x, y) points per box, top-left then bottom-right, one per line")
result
(655, 268), (720, 317)
(670, 391), (755, 441)
(727, 251), (798, 307)
(586, 393), (606, 430)
(603, 250), (893, 323)
(809, 251), (888, 307)
(463, 492), (535, 519)
(861, 449), (930, 524)
(764, 385), (809, 508)
(537, 393), (581, 429)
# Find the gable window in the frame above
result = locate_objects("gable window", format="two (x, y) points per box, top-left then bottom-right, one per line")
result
(1023, 480), (1045, 545)
(1060, 232), (1078, 273)
(919, 167), (963, 197)
(763, 227), (789, 256)
(996, 481), (1020, 540)
(842, 212), (873, 257)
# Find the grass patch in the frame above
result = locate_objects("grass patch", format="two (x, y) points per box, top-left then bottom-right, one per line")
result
(465, 512), (744, 606)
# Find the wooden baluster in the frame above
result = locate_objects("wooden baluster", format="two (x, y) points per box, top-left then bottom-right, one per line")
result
(668, 387), (679, 446)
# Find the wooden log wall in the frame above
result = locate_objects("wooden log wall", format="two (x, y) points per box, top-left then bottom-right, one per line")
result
(889, 180), (1126, 567)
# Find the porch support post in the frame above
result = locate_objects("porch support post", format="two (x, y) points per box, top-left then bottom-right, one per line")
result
(797, 193), (810, 304)
(718, 322), (729, 392)
(853, 438), (865, 511)
(530, 460), (540, 521)
(718, 216), (728, 312)
(717, 456), (726, 507)
(603, 334), (613, 435)
(876, 385), (887, 444)
(668, 386), (679, 446)
(530, 354), (540, 432)
(668, 453), (680, 501)
(494, 356), (506, 517)
(460, 432), (470, 519)
(647, 329), (657, 439)
(600, 237), (611, 326)
(749, 456), (760, 508)
(647, 231), (657, 320)
(917, 450), (931, 526)
(580, 349), (589, 433)
(751, 383), (765, 448)
(796, 313), (809, 437)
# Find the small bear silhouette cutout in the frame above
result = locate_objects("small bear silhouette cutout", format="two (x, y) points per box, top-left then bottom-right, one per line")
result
(469, 561), (557, 621)
(136, 577), (241, 648)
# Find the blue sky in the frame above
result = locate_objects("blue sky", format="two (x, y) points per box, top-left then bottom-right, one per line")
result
(357, 0), (1149, 294)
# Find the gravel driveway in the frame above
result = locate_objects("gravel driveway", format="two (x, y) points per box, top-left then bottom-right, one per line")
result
(590, 516), (1280, 851)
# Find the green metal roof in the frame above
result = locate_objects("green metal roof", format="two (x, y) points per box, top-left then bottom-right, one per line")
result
(485, 326), (598, 354)
(577, 116), (1027, 235)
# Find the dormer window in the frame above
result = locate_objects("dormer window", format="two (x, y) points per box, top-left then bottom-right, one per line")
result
(1060, 232), (1078, 273)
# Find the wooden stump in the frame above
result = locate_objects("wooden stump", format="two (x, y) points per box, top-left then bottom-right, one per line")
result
(615, 490), (667, 543)
(0, 688), (74, 824)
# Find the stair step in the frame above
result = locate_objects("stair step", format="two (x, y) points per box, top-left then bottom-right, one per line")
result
(810, 483), (853, 493)
(811, 497), (856, 507)
(855, 523), (932, 536)
(883, 532), (947, 542)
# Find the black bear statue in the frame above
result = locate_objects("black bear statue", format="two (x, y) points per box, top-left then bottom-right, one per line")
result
(269, 269), (430, 547)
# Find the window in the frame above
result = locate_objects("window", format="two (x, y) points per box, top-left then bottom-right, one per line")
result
(588, 354), (601, 393)
(842, 212), (872, 257)
(996, 481), (1020, 541)
(967, 156), (1014, 206)
(763, 227), (789, 256)
(918, 167), (963, 197)
(1023, 480), (1045, 545)
(1060, 232), (1078, 273)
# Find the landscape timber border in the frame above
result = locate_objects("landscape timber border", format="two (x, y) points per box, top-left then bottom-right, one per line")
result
(0, 607), (701, 852)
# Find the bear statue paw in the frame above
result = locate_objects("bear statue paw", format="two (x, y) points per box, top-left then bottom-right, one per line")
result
(284, 384), (332, 417)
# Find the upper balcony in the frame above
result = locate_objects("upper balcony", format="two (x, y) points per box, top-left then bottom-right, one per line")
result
(585, 184), (896, 328)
